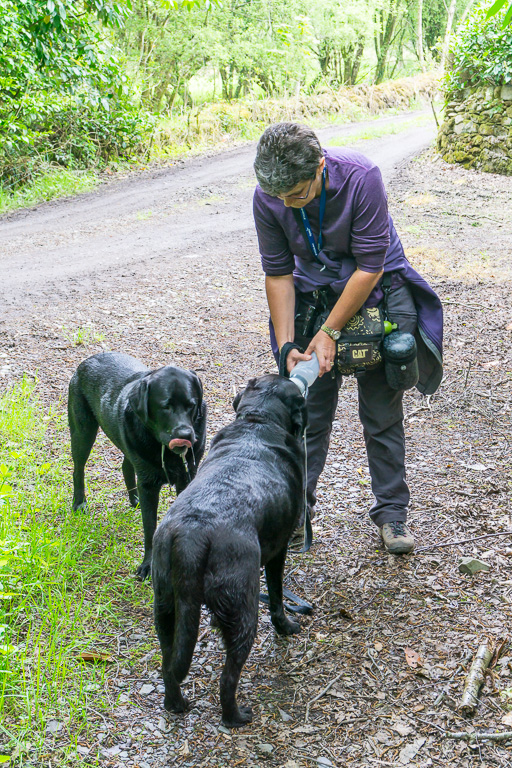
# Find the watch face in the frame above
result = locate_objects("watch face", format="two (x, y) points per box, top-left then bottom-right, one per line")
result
(332, 330), (341, 340)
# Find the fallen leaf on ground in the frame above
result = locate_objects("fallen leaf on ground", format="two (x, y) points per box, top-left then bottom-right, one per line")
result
(405, 647), (423, 669)
(399, 737), (426, 764)
(502, 712), (512, 726)
(78, 651), (113, 663)
(177, 740), (190, 757)
(392, 721), (413, 737)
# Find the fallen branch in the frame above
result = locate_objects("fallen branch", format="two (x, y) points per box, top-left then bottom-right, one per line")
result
(459, 642), (493, 716)
(305, 673), (343, 722)
(443, 731), (512, 742)
(415, 530), (512, 553)
(434, 663), (465, 706)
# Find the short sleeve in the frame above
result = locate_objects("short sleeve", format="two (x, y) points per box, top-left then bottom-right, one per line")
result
(350, 166), (390, 272)
(253, 189), (295, 276)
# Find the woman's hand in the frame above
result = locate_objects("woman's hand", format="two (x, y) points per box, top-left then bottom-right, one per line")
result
(305, 331), (336, 376)
(285, 348), (312, 375)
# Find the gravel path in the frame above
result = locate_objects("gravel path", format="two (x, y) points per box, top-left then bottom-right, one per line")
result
(1, 114), (512, 768)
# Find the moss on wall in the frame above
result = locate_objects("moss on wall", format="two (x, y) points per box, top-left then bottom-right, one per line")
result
(438, 84), (512, 176)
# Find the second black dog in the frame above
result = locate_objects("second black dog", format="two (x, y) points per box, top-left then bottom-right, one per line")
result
(68, 352), (207, 579)
(151, 374), (307, 728)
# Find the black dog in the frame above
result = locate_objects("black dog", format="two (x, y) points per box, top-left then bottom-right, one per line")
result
(151, 374), (307, 728)
(68, 352), (206, 579)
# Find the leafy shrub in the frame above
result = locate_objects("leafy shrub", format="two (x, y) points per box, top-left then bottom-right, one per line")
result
(445, 2), (512, 94)
(0, 0), (153, 189)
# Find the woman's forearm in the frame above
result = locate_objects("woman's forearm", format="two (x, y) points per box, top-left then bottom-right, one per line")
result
(324, 268), (383, 330)
(265, 274), (296, 350)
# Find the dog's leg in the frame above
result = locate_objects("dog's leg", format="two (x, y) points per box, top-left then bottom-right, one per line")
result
(122, 457), (138, 507)
(154, 597), (192, 714)
(136, 482), (160, 580)
(68, 379), (99, 511)
(208, 547), (259, 728)
(265, 547), (301, 636)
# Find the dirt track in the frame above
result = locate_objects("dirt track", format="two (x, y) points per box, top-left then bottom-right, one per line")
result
(1, 112), (512, 767)
(0, 111), (434, 314)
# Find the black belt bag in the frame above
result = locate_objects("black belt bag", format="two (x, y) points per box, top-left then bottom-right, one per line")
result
(295, 288), (385, 376)
(320, 305), (385, 375)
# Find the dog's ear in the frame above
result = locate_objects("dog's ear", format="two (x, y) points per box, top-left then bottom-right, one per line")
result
(192, 371), (204, 405)
(129, 376), (150, 423)
(290, 394), (308, 438)
(232, 389), (243, 412)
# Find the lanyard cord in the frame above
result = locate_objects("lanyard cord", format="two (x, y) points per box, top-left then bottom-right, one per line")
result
(299, 167), (327, 270)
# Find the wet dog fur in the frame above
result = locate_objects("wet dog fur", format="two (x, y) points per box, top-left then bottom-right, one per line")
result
(151, 374), (307, 727)
(68, 352), (206, 579)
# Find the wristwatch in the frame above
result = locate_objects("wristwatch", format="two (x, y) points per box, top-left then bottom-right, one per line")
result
(320, 324), (341, 341)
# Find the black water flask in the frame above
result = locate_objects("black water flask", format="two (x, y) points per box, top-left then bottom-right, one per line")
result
(383, 331), (419, 391)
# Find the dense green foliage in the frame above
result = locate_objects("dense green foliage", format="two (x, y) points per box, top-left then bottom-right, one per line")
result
(486, 0), (512, 26)
(0, 0), (152, 187)
(0, 0), (486, 199)
(445, 2), (512, 92)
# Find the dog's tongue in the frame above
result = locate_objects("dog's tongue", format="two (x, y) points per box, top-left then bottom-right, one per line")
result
(168, 438), (192, 452)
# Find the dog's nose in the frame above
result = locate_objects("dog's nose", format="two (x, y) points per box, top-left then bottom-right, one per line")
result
(173, 426), (194, 443)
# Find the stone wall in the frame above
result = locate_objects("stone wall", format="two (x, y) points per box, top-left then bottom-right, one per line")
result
(438, 83), (512, 175)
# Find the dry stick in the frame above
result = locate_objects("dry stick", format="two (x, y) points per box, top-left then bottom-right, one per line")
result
(443, 731), (512, 742)
(414, 530), (512, 554)
(459, 642), (493, 716)
(304, 673), (343, 722)
(434, 663), (465, 706)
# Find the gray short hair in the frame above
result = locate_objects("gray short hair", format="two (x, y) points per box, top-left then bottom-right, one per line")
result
(254, 123), (323, 197)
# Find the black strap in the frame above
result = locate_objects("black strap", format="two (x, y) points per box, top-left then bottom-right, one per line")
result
(259, 588), (314, 616)
(381, 272), (392, 321)
(279, 342), (303, 378)
(301, 505), (313, 553)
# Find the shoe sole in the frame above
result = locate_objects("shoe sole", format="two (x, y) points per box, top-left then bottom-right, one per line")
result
(384, 543), (415, 555)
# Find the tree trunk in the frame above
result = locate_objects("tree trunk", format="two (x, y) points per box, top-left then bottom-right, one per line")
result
(341, 39), (365, 85)
(374, 3), (400, 84)
(441, 0), (457, 70)
(457, 0), (477, 29)
(417, 0), (426, 72)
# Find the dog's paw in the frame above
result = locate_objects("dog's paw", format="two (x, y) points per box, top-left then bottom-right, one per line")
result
(128, 494), (139, 508)
(136, 561), (152, 581)
(72, 499), (87, 512)
(273, 617), (301, 636)
(164, 694), (190, 714)
(221, 705), (253, 728)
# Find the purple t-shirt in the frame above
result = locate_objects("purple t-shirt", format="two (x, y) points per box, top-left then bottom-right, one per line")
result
(253, 148), (405, 298)
(253, 147), (444, 394)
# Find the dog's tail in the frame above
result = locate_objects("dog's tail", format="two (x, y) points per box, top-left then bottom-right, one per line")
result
(153, 528), (210, 683)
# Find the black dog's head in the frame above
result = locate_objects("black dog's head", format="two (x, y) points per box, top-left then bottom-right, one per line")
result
(233, 374), (307, 439)
(129, 366), (204, 455)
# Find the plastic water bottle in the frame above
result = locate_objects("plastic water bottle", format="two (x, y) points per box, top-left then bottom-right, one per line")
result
(289, 352), (320, 396)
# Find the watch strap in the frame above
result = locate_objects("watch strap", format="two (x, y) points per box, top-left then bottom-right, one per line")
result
(320, 324), (340, 341)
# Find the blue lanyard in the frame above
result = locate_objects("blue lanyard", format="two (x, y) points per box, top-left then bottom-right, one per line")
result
(299, 167), (326, 267)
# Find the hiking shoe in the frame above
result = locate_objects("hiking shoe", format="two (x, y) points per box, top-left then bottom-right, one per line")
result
(380, 521), (414, 554)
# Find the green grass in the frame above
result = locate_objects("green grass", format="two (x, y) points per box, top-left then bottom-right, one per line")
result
(326, 114), (433, 147)
(0, 168), (99, 214)
(0, 378), (152, 765)
(61, 326), (105, 347)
